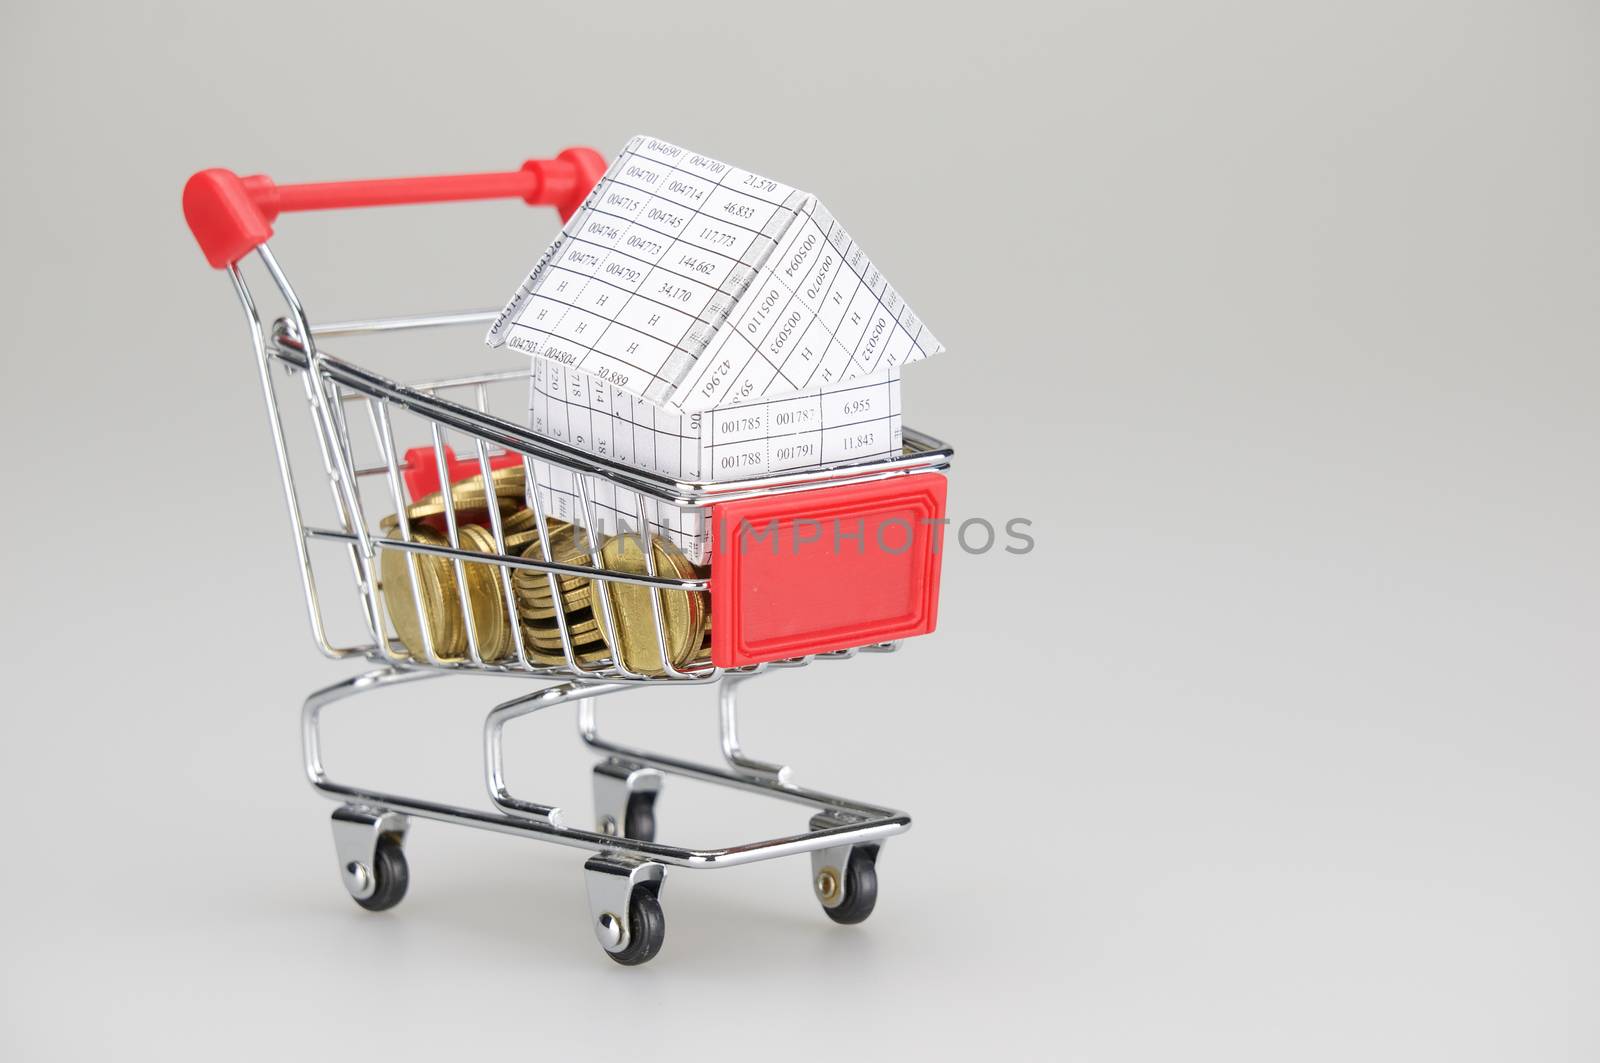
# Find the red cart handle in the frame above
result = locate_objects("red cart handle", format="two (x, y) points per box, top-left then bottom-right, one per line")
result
(183, 147), (607, 268)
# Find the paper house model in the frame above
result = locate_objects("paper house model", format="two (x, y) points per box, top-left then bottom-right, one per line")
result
(486, 134), (944, 560)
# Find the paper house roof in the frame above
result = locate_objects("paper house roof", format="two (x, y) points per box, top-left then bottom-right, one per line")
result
(486, 135), (944, 412)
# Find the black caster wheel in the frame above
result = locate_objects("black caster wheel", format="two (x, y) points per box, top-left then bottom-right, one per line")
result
(607, 888), (666, 967)
(352, 836), (409, 913)
(820, 848), (878, 926)
(623, 791), (657, 843)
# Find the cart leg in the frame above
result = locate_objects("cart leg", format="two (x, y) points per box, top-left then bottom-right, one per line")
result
(592, 758), (664, 842)
(485, 681), (629, 826)
(718, 672), (793, 784)
(583, 854), (667, 966)
(331, 804), (411, 912)
(809, 811), (880, 926)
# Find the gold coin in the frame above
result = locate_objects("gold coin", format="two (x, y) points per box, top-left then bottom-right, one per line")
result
(499, 510), (564, 556)
(523, 630), (608, 653)
(378, 466), (523, 530)
(516, 582), (592, 619)
(657, 539), (710, 666)
(520, 609), (605, 647)
(433, 462), (527, 506)
(485, 462), (527, 498)
(511, 524), (603, 600)
(454, 524), (515, 661)
(380, 526), (463, 659)
(520, 520), (602, 563)
(449, 464), (526, 509)
(521, 634), (614, 666)
(438, 512), (543, 559)
(503, 506), (538, 534)
(514, 572), (592, 600)
(594, 534), (706, 675)
(379, 524), (522, 663)
(396, 492), (519, 527)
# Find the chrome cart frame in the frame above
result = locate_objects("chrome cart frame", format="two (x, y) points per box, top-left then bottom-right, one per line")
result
(219, 233), (953, 965)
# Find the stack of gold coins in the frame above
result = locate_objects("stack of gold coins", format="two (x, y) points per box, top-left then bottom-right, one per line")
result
(391, 464), (526, 532)
(511, 522), (613, 666)
(378, 523), (516, 661)
(510, 526), (708, 675)
(377, 467), (534, 662)
(381, 478), (713, 673)
(593, 533), (708, 674)
(497, 506), (548, 555)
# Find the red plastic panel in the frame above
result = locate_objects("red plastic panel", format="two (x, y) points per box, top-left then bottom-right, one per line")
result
(709, 474), (948, 667)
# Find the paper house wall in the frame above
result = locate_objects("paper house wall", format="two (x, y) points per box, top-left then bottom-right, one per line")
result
(486, 134), (943, 561)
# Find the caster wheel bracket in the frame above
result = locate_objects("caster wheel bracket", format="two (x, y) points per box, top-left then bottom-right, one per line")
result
(592, 758), (663, 840)
(809, 811), (880, 924)
(583, 853), (666, 961)
(331, 804), (408, 902)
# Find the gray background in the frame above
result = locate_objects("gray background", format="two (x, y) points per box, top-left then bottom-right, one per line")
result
(3, 1), (1596, 1058)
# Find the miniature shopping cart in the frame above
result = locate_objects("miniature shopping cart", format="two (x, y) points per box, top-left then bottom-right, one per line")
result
(183, 148), (953, 965)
